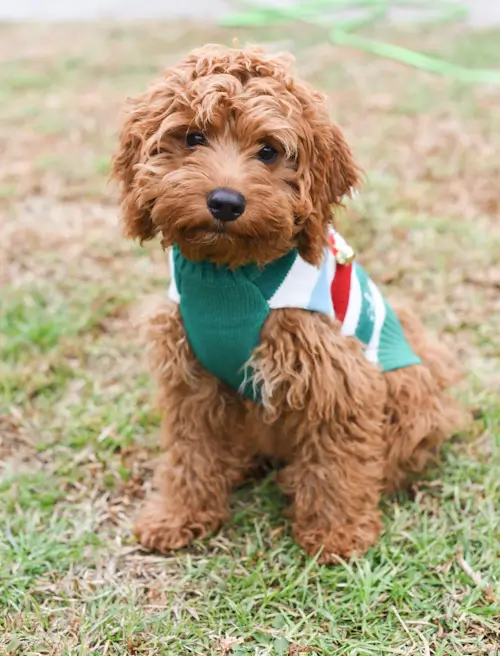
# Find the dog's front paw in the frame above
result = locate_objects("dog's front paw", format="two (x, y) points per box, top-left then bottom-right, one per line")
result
(134, 497), (222, 553)
(294, 515), (381, 563)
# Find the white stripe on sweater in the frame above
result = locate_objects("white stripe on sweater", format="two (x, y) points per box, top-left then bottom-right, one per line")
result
(364, 278), (387, 364)
(168, 249), (180, 303)
(306, 252), (335, 316)
(340, 264), (362, 337)
(268, 254), (322, 310)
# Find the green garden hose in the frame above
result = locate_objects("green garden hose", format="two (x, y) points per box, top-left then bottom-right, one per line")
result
(221, 0), (500, 85)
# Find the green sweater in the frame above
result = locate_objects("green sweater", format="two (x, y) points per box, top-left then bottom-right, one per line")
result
(171, 245), (296, 398)
(169, 236), (421, 401)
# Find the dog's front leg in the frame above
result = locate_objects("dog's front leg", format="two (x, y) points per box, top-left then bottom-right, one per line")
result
(278, 422), (384, 563)
(134, 300), (250, 553)
(135, 420), (245, 553)
(254, 309), (387, 562)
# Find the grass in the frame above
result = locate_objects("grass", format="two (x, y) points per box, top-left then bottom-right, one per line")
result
(0, 17), (499, 656)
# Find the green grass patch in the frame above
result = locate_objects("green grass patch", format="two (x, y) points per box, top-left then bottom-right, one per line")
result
(0, 478), (100, 611)
(1, 430), (499, 653)
(0, 285), (132, 362)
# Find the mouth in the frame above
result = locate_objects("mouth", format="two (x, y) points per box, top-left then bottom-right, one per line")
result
(182, 221), (233, 243)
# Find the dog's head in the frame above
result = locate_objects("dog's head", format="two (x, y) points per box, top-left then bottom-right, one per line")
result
(112, 44), (359, 267)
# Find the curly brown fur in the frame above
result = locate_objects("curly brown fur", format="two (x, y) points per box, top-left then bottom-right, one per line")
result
(113, 45), (466, 562)
(112, 44), (359, 267)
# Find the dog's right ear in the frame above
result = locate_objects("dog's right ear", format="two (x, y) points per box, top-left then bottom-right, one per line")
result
(111, 105), (158, 242)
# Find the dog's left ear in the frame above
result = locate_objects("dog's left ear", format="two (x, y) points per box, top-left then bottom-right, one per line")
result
(296, 121), (360, 266)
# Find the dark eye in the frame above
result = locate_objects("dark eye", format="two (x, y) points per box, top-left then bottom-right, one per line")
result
(257, 144), (278, 163)
(186, 132), (207, 148)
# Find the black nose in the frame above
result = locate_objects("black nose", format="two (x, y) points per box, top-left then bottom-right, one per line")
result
(207, 187), (246, 222)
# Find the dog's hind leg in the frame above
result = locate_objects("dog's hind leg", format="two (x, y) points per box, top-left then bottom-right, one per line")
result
(382, 305), (467, 494)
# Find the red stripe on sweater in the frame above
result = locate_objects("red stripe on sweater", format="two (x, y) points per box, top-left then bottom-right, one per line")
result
(330, 262), (352, 322)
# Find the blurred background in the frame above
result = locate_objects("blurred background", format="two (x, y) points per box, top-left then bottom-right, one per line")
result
(1, 2), (499, 654)
(0, 0), (499, 23)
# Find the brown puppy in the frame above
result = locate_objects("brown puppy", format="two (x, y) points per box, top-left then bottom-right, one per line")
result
(112, 45), (464, 563)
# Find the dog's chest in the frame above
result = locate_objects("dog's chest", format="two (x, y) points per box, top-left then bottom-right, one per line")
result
(177, 264), (269, 397)
(168, 239), (422, 401)
(169, 246), (297, 399)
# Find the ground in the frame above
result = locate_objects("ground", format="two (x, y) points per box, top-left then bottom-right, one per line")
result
(0, 19), (499, 656)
